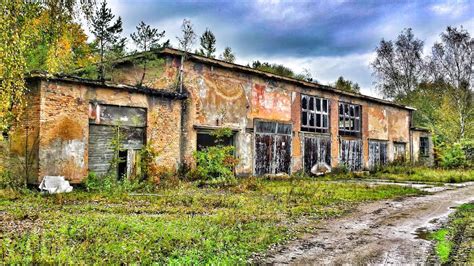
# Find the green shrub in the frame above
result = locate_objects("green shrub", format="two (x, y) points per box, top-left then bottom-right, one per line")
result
(326, 164), (354, 179)
(188, 127), (238, 185)
(0, 139), (28, 190)
(439, 143), (467, 169)
(84, 172), (114, 192)
(190, 145), (238, 182)
(84, 172), (152, 193)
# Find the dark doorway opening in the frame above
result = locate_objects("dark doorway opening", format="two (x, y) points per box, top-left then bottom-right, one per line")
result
(197, 132), (233, 151)
(117, 150), (128, 180)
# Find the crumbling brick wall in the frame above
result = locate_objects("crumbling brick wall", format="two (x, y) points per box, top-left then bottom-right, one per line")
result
(15, 78), (182, 184)
(8, 80), (42, 183)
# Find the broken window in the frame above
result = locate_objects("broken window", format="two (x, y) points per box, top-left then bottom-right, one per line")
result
(369, 140), (388, 169)
(340, 139), (362, 171)
(338, 102), (361, 137)
(88, 103), (146, 179)
(393, 142), (406, 162)
(254, 121), (292, 175)
(304, 136), (331, 173)
(420, 137), (429, 157)
(301, 94), (329, 133)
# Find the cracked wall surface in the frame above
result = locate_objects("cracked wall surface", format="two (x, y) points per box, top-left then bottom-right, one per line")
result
(15, 51), (433, 183)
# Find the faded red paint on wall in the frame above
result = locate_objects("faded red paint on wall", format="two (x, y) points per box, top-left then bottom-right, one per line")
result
(15, 49), (427, 183)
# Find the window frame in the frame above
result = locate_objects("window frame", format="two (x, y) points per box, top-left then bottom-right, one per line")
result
(419, 137), (429, 157)
(338, 102), (361, 137)
(254, 120), (292, 136)
(301, 94), (330, 133)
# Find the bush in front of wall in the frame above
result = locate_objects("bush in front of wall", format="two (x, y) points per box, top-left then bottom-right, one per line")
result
(84, 171), (153, 193)
(190, 145), (238, 182)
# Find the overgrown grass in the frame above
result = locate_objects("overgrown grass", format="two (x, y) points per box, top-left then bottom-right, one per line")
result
(371, 166), (474, 183)
(432, 229), (451, 262)
(0, 178), (422, 264)
(327, 165), (474, 183)
(431, 203), (474, 264)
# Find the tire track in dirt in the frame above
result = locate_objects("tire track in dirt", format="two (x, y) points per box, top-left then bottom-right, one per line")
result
(260, 183), (474, 265)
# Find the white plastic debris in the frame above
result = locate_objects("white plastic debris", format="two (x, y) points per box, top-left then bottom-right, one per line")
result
(311, 162), (332, 176)
(39, 176), (73, 194)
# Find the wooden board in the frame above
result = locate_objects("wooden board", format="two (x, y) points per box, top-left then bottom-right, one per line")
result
(304, 136), (331, 173)
(340, 139), (362, 171)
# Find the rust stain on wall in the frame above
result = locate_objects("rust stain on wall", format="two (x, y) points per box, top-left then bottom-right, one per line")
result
(368, 105), (388, 140)
(44, 116), (83, 144)
(18, 50), (430, 182)
(250, 84), (291, 121)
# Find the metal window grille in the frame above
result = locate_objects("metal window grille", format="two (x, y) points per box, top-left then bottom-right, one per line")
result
(301, 94), (329, 133)
(420, 137), (429, 157)
(338, 102), (361, 136)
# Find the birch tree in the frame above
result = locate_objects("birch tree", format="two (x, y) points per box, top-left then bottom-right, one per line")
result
(371, 28), (425, 100)
(429, 26), (473, 140)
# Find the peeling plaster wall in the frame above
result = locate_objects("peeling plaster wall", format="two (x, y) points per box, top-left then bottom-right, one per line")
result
(110, 55), (416, 175)
(25, 80), (181, 184)
(367, 103), (411, 165)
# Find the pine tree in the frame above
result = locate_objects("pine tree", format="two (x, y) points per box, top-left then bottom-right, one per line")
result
(130, 21), (168, 86)
(90, 0), (124, 81)
(219, 47), (235, 63)
(198, 28), (216, 58)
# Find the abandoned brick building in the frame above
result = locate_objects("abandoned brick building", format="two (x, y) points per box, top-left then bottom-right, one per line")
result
(14, 48), (434, 184)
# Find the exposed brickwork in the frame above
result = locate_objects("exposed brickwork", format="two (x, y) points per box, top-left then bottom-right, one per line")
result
(16, 49), (430, 183)
(14, 78), (181, 184)
(9, 80), (42, 183)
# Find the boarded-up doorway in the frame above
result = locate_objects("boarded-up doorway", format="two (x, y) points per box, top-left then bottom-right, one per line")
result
(368, 140), (388, 169)
(340, 139), (362, 171)
(88, 103), (146, 179)
(303, 135), (331, 173)
(254, 121), (292, 175)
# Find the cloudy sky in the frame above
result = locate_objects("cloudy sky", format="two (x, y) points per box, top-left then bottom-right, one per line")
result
(104, 0), (473, 97)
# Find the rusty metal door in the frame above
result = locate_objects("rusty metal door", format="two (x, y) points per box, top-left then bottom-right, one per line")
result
(340, 139), (362, 171)
(393, 142), (406, 162)
(368, 140), (388, 169)
(274, 135), (292, 174)
(254, 121), (292, 175)
(304, 136), (331, 173)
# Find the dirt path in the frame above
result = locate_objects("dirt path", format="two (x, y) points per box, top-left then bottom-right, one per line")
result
(261, 183), (474, 265)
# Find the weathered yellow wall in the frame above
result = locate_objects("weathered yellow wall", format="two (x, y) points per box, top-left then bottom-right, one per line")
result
(366, 102), (411, 163)
(16, 52), (417, 183)
(110, 54), (415, 175)
(9, 80), (41, 183)
(32, 79), (181, 184)
(411, 130), (434, 166)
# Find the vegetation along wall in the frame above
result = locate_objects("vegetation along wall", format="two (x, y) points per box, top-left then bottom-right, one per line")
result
(12, 76), (183, 184)
(110, 49), (422, 177)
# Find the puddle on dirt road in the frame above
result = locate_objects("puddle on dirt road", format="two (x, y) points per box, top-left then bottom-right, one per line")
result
(413, 227), (432, 240)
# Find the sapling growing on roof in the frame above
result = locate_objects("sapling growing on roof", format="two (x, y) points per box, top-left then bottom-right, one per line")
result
(130, 21), (169, 87)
